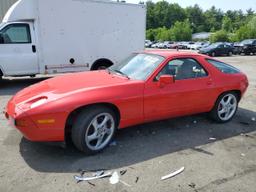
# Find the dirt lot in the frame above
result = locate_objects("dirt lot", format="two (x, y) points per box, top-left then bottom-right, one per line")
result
(0, 55), (255, 192)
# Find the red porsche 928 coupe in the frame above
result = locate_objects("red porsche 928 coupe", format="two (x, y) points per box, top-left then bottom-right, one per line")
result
(5, 51), (248, 154)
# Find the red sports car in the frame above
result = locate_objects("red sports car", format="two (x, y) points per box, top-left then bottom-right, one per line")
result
(5, 51), (248, 154)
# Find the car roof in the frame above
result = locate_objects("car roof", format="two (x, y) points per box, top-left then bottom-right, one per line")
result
(143, 50), (203, 59)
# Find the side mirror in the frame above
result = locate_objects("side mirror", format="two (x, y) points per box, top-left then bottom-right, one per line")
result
(158, 75), (174, 88)
(0, 33), (4, 44)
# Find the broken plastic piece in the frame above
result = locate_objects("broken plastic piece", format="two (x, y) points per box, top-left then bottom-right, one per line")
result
(74, 171), (112, 182)
(209, 137), (216, 141)
(120, 180), (131, 187)
(251, 117), (256, 121)
(109, 171), (120, 184)
(193, 120), (197, 124)
(93, 171), (104, 177)
(188, 182), (196, 188)
(120, 170), (127, 176)
(161, 167), (185, 180)
(241, 153), (245, 157)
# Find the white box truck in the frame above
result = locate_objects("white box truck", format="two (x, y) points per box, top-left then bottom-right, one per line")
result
(0, 0), (146, 79)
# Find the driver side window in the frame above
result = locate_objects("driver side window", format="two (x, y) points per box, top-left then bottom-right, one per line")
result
(0, 24), (31, 44)
(156, 58), (208, 80)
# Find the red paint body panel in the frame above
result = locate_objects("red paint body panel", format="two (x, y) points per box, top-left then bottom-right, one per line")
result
(5, 51), (248, 142)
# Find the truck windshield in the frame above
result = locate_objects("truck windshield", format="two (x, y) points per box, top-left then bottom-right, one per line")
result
(110, 53), (165, 81)
(0, 23), (4, 30)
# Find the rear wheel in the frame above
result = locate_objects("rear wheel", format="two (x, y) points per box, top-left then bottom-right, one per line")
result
(209, 92), (238, 123)
(91, 60), (113, 70)
(71, 106), (117, 154)
(228, 51), (233, 56)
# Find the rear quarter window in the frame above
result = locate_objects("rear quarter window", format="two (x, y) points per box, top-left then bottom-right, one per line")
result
(206, 59), (240, 74)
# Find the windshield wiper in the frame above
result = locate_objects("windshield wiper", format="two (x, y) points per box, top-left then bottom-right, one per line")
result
(113, 70), (130, 79)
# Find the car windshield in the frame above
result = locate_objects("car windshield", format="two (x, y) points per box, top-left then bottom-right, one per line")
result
(109, 53), (165, 80)
(241, 39), (253, 44)
(207, 43), (221, 48)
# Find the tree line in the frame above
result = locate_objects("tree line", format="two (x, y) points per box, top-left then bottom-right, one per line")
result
(145, 0), (256, 42)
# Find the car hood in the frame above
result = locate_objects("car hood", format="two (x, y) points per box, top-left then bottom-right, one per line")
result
(12, 70), (130, 105)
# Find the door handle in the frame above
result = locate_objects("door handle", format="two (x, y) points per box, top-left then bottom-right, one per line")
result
(32, 45), (36, 53)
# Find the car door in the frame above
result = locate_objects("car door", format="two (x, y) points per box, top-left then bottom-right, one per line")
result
(0, 22), (39, 76)
(223, 44), (231, 54)
(216, 44), (224, 55)
(144, 56), (216, 122)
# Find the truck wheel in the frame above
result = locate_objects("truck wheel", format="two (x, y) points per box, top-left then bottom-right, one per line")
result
(209, 92), (238, 123)
(91, 59), (113, 70)
(228, 51), (233, 56)
(0, 71), (3, 82)
(211, 52), (216, 57)
(71, 106), (117, 154)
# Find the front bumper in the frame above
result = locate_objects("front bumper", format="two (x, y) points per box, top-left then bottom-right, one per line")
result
(4, 100), (64, 142)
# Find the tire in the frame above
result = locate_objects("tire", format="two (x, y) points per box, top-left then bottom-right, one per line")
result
(209, 92), (238, 123)
(211, 52), (216, 57)
(71, 106), (117, 154)
(228, 51), (233, 56)
(91, 61), (113, 70)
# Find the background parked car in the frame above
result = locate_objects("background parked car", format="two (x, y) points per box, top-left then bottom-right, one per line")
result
(199, 42), (234, 57)
(234, 39), (256, 55)
(190, 42), (206, 50)
(145, 40), (153, 48)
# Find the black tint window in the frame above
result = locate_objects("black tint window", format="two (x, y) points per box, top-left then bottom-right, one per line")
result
(207, 59), (240, 74)
(0, 24), (31, 44)
(157, 58), (208, 80)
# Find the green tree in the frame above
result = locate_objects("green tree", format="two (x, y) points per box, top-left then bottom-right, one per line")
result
(185, 4), (205, 32)
(210, 30), (229, 43)
(222, 16), (233, 32)
(204, 6), (224, 32)
(170, 20), (192, 41)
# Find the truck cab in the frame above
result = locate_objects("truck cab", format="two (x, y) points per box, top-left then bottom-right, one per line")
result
(0, 21), (38, 77)
(0, 0), (146, 80)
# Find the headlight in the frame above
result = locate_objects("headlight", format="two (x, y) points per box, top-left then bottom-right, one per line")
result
(30, 98), (47, 109)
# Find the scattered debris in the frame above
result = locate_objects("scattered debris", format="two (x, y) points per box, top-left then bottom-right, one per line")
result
(239, 121), (250, 126)
(135, 177), (139, 183)
(241, 153), (246, 157)
(74, 171), (112, 182)
(240, 133), (254, 138)
(209, 137), (216, 141)
(161, 167), (185, 181)
(78, 169), (106, 176)
(120, 170), (127, 176)
(109, 171), (120, 185)
(188, 182), (196, 188)
(109, 171), (131, 187)
(120, 180), (132, 187)
(252, 117), (256, 121)
(88, 181), (96, 187)
(110, 141), (117, 146)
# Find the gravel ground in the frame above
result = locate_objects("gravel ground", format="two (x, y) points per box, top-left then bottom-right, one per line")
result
(0, 54), (255, 192)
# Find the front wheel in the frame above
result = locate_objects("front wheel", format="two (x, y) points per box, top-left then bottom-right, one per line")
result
(209, 92), (238, 123)
(72, 106), (117, 154)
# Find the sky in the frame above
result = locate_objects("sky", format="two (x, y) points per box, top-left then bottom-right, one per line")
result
(125, 0), (256, 12)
